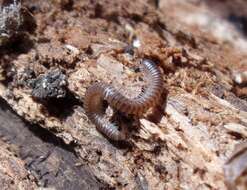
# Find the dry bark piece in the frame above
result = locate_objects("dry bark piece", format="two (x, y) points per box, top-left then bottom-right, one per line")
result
(0, 139), (37, 190)
(0, 98), (105, 189)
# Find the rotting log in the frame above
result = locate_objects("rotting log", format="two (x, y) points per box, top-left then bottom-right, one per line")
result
(0, 98), (106, 189)
(0, 0), (247, 189)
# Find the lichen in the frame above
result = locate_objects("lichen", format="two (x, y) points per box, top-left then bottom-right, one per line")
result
(0, 0), (22, 45)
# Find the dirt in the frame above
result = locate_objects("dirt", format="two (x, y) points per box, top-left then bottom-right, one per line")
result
(0, 0), (247, 189)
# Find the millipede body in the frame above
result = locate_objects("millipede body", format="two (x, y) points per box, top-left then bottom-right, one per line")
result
(84, 59), (163, 141)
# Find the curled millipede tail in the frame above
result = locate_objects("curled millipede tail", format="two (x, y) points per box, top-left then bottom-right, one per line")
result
(84, 59), (163, 141)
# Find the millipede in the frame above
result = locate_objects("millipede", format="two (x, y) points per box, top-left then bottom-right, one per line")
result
(84, 59), (163, 141)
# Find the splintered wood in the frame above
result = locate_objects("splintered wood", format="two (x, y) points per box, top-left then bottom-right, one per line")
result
(0, 0), (247, 189)
(224, 142), (247, 190)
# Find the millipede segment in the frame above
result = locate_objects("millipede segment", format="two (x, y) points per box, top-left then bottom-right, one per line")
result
(84, 59), (163, 141)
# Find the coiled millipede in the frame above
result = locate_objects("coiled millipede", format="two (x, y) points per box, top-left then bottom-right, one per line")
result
(84, 59), (163, 141)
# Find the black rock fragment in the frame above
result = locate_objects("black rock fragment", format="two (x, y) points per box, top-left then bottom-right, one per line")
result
(30, 69), (67, 100)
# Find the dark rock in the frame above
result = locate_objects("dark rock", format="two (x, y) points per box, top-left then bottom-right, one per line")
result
(30, 69), (67, 100)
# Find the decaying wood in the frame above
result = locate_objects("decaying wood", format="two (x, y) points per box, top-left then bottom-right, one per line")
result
(0, 98), (106, 189)
(224, 141), (247, 190)
(0, 138), (37, 190)
(0, 0), (247, 189)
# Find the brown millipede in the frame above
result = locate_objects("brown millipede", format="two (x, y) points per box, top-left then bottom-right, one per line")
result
(84, 59), (163, 140)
